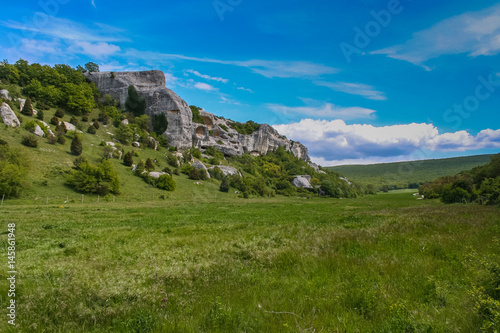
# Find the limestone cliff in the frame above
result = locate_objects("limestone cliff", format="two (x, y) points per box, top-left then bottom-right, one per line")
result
(86, 70), (310, 161)
(85, 71), (193, 148)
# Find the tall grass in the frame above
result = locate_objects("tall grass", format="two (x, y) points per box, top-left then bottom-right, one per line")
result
(0, 193), (498, 332)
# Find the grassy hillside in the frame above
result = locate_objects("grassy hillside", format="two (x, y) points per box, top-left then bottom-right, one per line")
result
(1, 193), (499, 332)
(327, 154), (495, 189)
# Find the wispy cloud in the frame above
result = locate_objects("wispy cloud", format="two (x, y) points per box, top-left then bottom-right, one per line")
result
(91, 0), (96, 8)
(237, 86), (253, 93)
(70, 41), (121, 58)
(124, 49), (337, 79)
(267, 102), (376, 120)
(186, 69), (228, 83)
(273, 119), (500, 165)
(315, 81), (387, 101)
(194, 82), (217, 91)
(1, 15), (129, 43)
(371, 3), (500, 67)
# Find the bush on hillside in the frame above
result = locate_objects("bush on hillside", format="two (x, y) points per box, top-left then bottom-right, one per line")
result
(65, 159), (120, 195)
(55, 108), (65, 118)
(70, 135), (83, 156)
(21, 134), (38, 148)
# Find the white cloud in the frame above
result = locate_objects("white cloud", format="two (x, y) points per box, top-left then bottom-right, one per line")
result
(267, 103), (376, 120)
(237, 86), (253, 93)
(371, 3), (500, 66)
(194, 82), (217, 91)
(315, 81), (387, 101)
(220, 96), (241, 105)
(91, 0), (96, 8)
(70, 41), (120, 58)
(273, 119), (500, 165)
(186, 69), (228, 83)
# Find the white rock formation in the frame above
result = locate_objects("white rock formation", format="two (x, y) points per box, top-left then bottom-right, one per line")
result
(0, 103), (20, 127)
(292, 175), (313, 189)
(33, 124), (45, 137)
(0, 89), (10, 100)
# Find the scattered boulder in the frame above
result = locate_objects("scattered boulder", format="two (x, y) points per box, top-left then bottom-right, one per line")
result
(61, 121), (76, 132)
(47, 129), (55, 138)
(0, 103), (20, 127)
(116, 150), (123, 159)
(292, 175), (313, 189)
(105, 141), (116, 147)
(0, 89), (10, 100)
(17, 98), (26, 111)
(33, 124), (45, 137)
(192, 160), (210, 178)
(149, 171), (167, 178)
(339, 177), (352, 185)
(148, 137), (159, 150)
(132, 141), (140, 148)
(209, 165), (241, 177)
(121, 119), (129, 125)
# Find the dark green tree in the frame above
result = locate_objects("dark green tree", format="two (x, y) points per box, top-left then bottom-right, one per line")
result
(21, 97), (33, 116)
(123, 152), (134, 167)
(220, 177), (230, 192)
(36, 109), (44, 121)
(145, 158), (155, 171)
(125, 85), (146, 117)
(84, 62), (100, 73)
(152, 113), (168, 135)
(70, 135), (83, 156)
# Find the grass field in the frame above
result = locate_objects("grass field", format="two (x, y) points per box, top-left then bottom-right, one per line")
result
(327, 154), (494, 189)
(1, 193), (499, 332)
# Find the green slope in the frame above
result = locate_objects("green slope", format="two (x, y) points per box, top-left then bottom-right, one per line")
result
(327, 154), (495, 189)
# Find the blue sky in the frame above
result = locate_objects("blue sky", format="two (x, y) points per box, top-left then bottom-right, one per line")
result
(1, 0), (500, 165)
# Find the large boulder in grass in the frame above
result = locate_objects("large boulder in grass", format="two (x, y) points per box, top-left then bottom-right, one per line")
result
(33, 124), (45, 137)
(0, 102), (20, 127)
(292, 175), (313, 189)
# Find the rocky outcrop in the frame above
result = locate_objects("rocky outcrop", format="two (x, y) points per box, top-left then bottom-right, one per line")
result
(192, 160), (210, 178)
(33, 124), (45, 137)
(0, 103), (20, 127)
(0, 89), (10, 100)
(85, 70), (192, 148)
(209, 165), (241, 177)
(88, 70), (311, 161)
(292, 175), (313, 189)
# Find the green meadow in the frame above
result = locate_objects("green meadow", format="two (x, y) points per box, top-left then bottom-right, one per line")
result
(0, 192), (498, 332)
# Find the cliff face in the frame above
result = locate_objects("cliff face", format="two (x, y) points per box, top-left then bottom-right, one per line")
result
(87, 70), (310, 161)
(85, 71), (193, 148)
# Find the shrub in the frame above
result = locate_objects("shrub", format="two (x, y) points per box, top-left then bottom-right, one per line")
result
(134, 160), (145, 176)
(123, 152), (134, 167)
(70, 135), (83, 156)
(209, 167), (225, 181)
(189, 168), (208, 180)
(47, 135), (57, 144)
(145, 158), (155, 171)
(65, 159), (120, 195)
(81, 115), (89, 122)
(190, 147), (201, 159)
(55, 123), (67, 136)
(156, 174), (176, 191)
(219, 124), (228, 132)
(69, 116), (79, 126)
(98, 112), (109, 125)
(21, 97), (33, 116)
(21, 134), (38, 148)
(115, 124), (133, 145)
(57, 135), (66, 144)
(73, 156), (88, 169)
(92, 120), (100, 130)
(37, 101), (50, 110)
(152, 113), (168, 135)
(55, 108), (65, 118)
(36, 109), (44, 121)
(0, 145), (29, 198)
(50, 116), (59, 125)
(166, 153), (179, 167)
(125, 85), (146, 116)
(220, 178), (230, 192)
(87, 125), (96, 134)
(190, 105), (204, 124)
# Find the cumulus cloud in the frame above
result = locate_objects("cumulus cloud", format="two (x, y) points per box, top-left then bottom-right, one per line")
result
(273, 119), (500, 165)
(371, 3), (500, 67)
(315, 81), (386, 101)
(70, 41), (120, 58)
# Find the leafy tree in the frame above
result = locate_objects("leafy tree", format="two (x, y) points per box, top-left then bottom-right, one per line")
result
(70, 135), (83, 156)
(65, 159), (120, 195)
(190, 105), (204, 124)
(135, 115), (151, 132)
(115, 124), (134, 145)
(125, 85), (146, 117)
(156, 174), (176, 191)
(0, 145), (29, 197)
(21, 97), (33, 116)
(123, 152), (134, 166)
(152, 113), (168, 135)
(220, 177), (230, 192)
(84, 62), (100, 73)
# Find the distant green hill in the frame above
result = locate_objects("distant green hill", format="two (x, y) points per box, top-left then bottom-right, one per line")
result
(327, 154), (495, 189)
